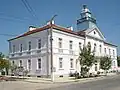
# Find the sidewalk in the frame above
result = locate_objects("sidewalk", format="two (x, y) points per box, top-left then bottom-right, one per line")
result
(24, 73), (118, 84)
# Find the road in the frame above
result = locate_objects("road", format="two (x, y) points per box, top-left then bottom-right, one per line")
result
(42, 75), (120, 90)
(0, 75), (120, 90)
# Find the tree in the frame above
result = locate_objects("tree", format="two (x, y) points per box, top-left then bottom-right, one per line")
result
(100, 56), (111, 75)
(0, 52), (11, 75)
(77, 44), (96, 77)
(117, 56), (120, 67)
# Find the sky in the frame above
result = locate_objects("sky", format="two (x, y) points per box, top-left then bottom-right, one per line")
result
(0, 0), (120, 55)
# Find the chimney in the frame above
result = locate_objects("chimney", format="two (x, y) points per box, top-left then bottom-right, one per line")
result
(29, 26), (36, 31)
(47, 20), (55, 25)
(67, 26), (73, 31)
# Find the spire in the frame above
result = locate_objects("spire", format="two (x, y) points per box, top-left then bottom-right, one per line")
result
(81, 5), (92, 18)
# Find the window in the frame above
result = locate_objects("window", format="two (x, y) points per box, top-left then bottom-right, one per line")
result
(70, 59), (73, 68)
(20, 44), (23, 52)
(58, 38), (62, 48)
(104, 48), (106, 54)
(113, 50), (115, 56)
(113, 61), (116, 66)
(79, 42), (81, 49)
(38, 59), (41, 69)
(99, 45), (102, 53)
(19, 60), (22, 66)
(94, 31), (96, 34)
(28, 41), (31, 51)
(59, 58), (63, 69)
(28, 59), (31, 70)
(94, 43), (96, 52)
(9, 42), (12, 53)
(109, 49), (111, 55)
(95, 64), (97, 71)
(87, 42), (91, 47)
(38, 39), (41, 49)
(12, 61), (15, 65)
(13, 45), (15, 53)
(69, 41), (73, 50)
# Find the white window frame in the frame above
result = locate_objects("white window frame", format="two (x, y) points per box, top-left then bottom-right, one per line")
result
(69, 40), (73, 50)
(70, 58), (74, 69)
(28, 59), (31, 71)
(58, 38), (62, 48)
(37, 58), (42, 70)
(59, 58), (63, 69)
(28, 41), (31, 51)
(38, 39), (41, 49)
(20, 44), (23, 52)
(13, 45), (15, 53)
(19, 60), (22, 67)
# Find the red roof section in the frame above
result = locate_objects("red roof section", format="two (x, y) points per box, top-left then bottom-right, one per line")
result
(8, 24), (84, 41)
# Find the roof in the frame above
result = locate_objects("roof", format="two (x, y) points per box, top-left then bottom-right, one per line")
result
(8, 24), (117, 47)
(104, 41), (117, 47)
(8, 24), (84, 41)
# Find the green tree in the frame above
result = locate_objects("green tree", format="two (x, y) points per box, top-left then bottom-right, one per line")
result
(117, 56), (120, 67)
(77, 44), (96, 77)
(100, 56), (111, 75)
(0, 52), (11, 75)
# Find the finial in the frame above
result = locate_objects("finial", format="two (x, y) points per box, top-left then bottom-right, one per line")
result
(83, 4), (87, 9)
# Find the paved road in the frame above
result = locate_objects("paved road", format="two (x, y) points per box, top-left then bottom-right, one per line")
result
(42, 75), (120, 90)
(0, 75), (120, 90)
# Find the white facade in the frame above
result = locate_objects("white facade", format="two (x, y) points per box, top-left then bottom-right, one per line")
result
(8, 5), (118, 77)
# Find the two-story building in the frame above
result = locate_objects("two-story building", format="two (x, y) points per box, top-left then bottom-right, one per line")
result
(8, 5), (118, 77)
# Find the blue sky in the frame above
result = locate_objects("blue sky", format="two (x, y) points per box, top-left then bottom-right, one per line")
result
(0, 0), (120, 55)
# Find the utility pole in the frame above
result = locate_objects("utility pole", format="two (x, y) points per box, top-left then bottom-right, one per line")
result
(49, 15), (57, 82)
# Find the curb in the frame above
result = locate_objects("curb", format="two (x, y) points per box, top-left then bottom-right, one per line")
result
(23, 74), (119, 84)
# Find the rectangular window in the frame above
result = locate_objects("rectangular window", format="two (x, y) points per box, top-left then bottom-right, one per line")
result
(20, 44), (23, 52)
(28, 41), (31, 51)
(109, 49), (111, 55)
(69, 41), (73, 50)
(13, 45), (15, 53)
(58, 38), (62, 48)
(95, 64), (97, 71)
(38, 59), (41, 69)
(70, 59), (73, 68)
(9, 42), (12, 53)
(59, 58), (63, 69)
(113, 50), (115, 56)
(104, 48), (106, 54)
(99, 45), (102, 53)
(28, 59), (31, 70)
(19, 60), (22, 67)
(79, 42), (81, 49)
(12, 61), (15, 65)
(38, 39), (41, 49)
(94, 43), (96, 52)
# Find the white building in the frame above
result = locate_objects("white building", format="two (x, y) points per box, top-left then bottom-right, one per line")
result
(8, 5), (118, 77)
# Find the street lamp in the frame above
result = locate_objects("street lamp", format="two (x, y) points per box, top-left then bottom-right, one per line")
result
(49, 15), (57, 82)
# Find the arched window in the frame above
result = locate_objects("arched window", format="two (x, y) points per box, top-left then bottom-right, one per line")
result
(87, 42), (91, 47)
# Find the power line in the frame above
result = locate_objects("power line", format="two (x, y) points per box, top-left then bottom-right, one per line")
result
(0, 12), (30, 22)
(24, 0), (38, 19)
(21, 0), (38, 20)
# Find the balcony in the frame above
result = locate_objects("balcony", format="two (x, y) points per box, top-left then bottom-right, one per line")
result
(11, 54), (15, 57)
(27, 51), (31, 54)
(69, 50), (74, 55)
(37, 49), (41, 54)
(18, 52), (22, 56)
(58, 49), (63, 53)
